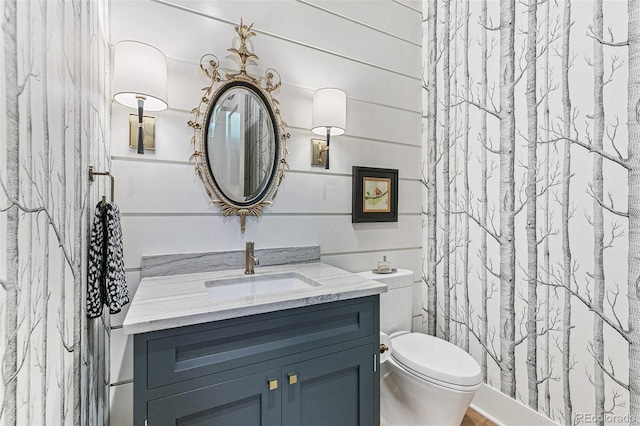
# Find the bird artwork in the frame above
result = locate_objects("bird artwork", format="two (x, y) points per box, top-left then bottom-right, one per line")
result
(364, 178), (390, 212)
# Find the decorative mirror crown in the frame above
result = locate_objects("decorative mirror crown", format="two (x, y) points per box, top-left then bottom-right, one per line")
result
(227, 19), (259, 82)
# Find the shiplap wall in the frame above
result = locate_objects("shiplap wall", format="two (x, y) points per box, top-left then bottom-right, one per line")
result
(109, 0), (422, 422)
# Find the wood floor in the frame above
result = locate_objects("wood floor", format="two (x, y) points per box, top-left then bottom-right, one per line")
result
(461, 407), (497, 426)
(380, 407), (496, 426)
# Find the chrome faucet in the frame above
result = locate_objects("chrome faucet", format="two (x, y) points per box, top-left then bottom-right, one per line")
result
(245, 242), (259, 275)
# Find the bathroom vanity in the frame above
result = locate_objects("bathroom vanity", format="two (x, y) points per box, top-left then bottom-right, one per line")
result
(122, 22), (386, 426)
(123, 262), (386, 426)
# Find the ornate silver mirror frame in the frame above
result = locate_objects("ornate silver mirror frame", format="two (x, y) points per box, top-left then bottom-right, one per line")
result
(189, 20), (289, 233)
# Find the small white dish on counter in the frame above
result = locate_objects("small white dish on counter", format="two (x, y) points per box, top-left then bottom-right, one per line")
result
(123, 262), (387, 335)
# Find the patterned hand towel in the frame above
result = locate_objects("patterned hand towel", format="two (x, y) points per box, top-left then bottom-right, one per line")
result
(87, 201), (129, 318)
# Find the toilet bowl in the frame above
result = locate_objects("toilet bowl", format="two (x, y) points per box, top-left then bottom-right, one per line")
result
(380, 331), (482, 425)
(357, 269), (482, 426)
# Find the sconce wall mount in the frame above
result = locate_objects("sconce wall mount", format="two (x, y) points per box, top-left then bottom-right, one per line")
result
(128, 114), (156, 150)
(311, 138), (328, 167)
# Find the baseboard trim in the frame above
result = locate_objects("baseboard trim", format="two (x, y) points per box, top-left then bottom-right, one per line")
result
(470, 384), (560, 426)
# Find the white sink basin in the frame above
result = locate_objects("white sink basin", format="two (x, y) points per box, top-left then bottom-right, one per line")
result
(205, 272), (320, 301)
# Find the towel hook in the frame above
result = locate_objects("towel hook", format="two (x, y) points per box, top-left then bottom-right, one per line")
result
(88, 165), (115, 205)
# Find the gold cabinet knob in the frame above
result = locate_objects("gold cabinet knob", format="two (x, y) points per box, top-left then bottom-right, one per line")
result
(380, 344), (389, 354)
(268, 378), (278, 390)
(288, 373), (298, 385)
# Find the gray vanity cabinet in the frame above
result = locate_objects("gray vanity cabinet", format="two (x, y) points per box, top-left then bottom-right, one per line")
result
(133, 296), (380, 426)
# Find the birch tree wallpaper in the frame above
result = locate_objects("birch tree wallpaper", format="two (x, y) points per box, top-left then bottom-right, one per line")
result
(1, 0), (110, 424)
(422, 0), (638, 424)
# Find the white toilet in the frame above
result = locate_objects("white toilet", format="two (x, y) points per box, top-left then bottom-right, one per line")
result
(358, 269), (482, 426)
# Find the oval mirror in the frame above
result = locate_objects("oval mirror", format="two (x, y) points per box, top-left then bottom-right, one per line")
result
(205, 83), (277, 205)
(188, 20), (289, 233)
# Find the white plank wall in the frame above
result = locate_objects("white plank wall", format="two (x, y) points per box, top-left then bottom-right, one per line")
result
(109, 1), (422, 422)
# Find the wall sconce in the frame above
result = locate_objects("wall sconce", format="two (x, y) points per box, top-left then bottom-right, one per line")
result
(112, 41), (168, 154)
(311, 88), (346, 169)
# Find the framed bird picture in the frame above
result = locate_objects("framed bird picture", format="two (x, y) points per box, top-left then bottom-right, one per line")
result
(352, 166), (398, 223)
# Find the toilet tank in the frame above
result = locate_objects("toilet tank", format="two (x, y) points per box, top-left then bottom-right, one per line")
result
(357, 269), (414, 334)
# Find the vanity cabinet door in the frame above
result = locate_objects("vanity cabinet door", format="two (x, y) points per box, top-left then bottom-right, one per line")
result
(281, 344), (375, 426)
(146, 368), (281, 426)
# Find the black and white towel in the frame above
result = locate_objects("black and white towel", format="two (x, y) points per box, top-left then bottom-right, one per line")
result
(87, 201), (129, 318)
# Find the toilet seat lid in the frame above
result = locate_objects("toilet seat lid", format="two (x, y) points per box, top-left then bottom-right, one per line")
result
(391, 333), (482, 387)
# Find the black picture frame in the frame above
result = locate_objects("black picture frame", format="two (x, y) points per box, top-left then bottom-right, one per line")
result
(352, 166), (398, 223)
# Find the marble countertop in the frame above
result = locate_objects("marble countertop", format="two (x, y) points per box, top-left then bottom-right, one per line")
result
(122, 262), (387, 335)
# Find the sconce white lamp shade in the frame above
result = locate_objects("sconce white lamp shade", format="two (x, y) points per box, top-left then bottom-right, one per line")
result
(112, 41), (168, 111)
(311, 88), (346, 136)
